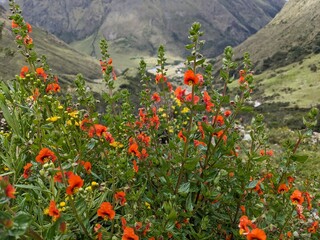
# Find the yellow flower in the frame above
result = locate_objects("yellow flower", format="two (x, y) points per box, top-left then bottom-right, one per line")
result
(110, 141), (124, 148)
(46, 116), (61, 122)
(181, 107), (190, 113)
(175, 99), (182, 107)
(145, 202), (151, 209)
(85, 186), (93, 192)
(43, 208), (49, 215)
(57, 105), (64, 110)
(168, 126), (174, 133)
(158, 108), (164, 113)
(68, 110), (79, 118)
(162, 113), (167, 118)
(91, 181), (99, 187)
(59, 202), (66, 207)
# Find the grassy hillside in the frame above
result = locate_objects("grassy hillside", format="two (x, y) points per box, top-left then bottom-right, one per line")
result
(0, 7), (101, 84)
(233, 0), (320, 73)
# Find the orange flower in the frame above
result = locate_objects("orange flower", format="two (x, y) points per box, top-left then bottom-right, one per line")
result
(194, 140), (206, 147)
(151, 92), (161, 102)
(121, 217), (127, 230)
(174, 86), (186, 101)
(185, 93), (200, 104)
(54, 170), (73, 183)
(239, 215), (253, 235)
(277, 183), (289, 194)
(135, 222), (143, 230)
(80, 117), (92, 131)
(128, 142), (141, 158)
(23, 35), (33, 45)
(46, 83), (61, 93)
(97, 202), (115, 221)
(304, 192), (312, 210)
(20, 66), (29, 78)
(246, 228), (267, 240)
(290, 190), (304, 205)
(32, 88), (40, 101)
(178, 130), (187, 142)
(11, 20), (19, 28)
(23, 163), (33, 179)
(114, 191), (126, 206)
(184, 69), (199, 86)
(122, 227), (139, 240)
(213, 115), (224, 126)
(308, 221), (318, 233)
(26, 23), (32, 33)
(48, 200), (60, 221)
(36, 148), (57, 164)
(88, 124), (108, 138)
(66, 174), (84, 195)
(80, 161), (92, 174)
(203, 91), (214, 112)
(36, 67), (48, 81)
(5, 184), (16, 199)
(133, 160), (139, 173)
(224, 110), (232, 117)
(155, 73), (167, 83)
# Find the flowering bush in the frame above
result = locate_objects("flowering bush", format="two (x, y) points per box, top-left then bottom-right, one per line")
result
(0, 1), (319, 239)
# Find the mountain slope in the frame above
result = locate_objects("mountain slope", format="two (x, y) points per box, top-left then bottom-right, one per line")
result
(233, 0), (320, 72)
(15, 0), (285, 61)
(0, 6), (101, 83)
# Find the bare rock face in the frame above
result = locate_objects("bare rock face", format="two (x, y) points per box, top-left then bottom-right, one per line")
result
(16, 0), (285, 57)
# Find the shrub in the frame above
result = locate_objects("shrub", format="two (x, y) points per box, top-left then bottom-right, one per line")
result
(0, 1), (319, 239)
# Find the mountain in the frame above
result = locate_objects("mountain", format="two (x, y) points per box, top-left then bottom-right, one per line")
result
(0, 5), (101, 83)
(15, 0), (285, 65)
(228, 0), (320, 129)
(233, 0), (320, 72)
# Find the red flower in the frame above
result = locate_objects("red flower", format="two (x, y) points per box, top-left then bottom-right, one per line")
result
(224, 110), (232, 117)
(308, 221), (318, 233)
(48, 200), (60, 221)
(155, 73), (167, 83)
(184, 69), (199, 86)
(88, 124), (108, 138)
(20, 66), (29, 78)
(246, 228), (267, 240)
(151, 92), (161, 102)
(46, 83), (61, 93)
(174, 86), (186, 101)
(23, 163), (33, 179)
(36, 148), (57, 164)
(114, 191), (126, 206)
(121, 217), (127, 230)
(66, 174), (84, 195)
(54, 170), (73, 183)
(97, 202), (115, 220)
(304, 191), (312, 210)
(185, 93), (200, 104)
(277, 183), (289, 194)
(178, 130), (187, 142)
(5, 184), (16, 199)
(290, 190), (304, 205)
(122, 227), (139, 240)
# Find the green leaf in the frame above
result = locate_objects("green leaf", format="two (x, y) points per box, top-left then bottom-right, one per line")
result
(185, 44), (194, 50)
(184, 157), (199, 171)
(246, 180), (258, 189)
(178, 182), (190, 196)
(196, 59), (205, 66)
(186, 194), (194, 212)
(292, 154), (308, 163)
